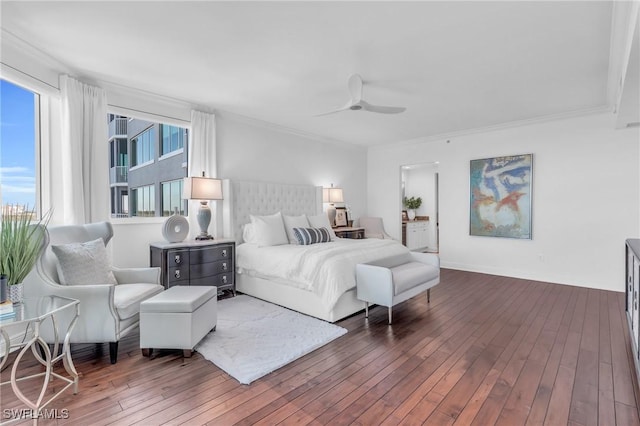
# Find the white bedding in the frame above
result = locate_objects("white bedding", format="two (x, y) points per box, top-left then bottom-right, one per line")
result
(236, 238), (409, 310)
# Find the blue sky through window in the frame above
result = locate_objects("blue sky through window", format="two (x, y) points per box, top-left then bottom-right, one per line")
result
(0, 79), (36, 207)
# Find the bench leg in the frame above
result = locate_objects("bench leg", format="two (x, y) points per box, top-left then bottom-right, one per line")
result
(427, 288), (431, 303)
(365, 302), (369, 318)
(388, 307), (392, 325)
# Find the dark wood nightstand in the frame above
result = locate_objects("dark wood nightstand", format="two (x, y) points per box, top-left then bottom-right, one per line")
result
(333, 227), (365, 239)
(150, 239), (236, 294)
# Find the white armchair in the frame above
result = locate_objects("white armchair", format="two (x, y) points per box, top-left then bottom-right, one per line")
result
(358, 216), (393, 239)
(23, 222), (164, 363)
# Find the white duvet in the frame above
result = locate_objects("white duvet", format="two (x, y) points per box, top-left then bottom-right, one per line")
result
(236, 238), (409, 310)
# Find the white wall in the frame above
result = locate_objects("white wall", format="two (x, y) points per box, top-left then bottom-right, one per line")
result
(216, 113), (368, 220)
(368, 113), (640, 292)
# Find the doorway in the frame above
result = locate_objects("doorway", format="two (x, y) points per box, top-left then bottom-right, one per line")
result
(400, 162), (439, 252)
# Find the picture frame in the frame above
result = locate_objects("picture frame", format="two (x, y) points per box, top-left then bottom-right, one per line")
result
(334, 207), (348, 227)
(402, 210), (408, 221)
(469, 153), (533, 239)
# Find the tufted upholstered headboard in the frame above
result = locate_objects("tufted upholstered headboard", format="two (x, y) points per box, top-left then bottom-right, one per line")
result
(221, 180), (323, 243)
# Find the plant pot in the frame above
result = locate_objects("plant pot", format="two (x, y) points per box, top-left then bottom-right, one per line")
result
(9, 283), (24, 304)
(407, 209), (416, 221)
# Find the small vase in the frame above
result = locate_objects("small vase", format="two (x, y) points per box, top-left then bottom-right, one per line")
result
(0, 275), (7, 303)
(8, 283), (24, 304)
(407, 209), (416, 221)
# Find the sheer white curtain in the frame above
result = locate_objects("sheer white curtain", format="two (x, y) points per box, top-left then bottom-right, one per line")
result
(188, 110), (218, 237)
(59, 75), (109, 224)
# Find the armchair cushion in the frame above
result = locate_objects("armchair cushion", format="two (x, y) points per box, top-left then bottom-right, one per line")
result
(51, 238), (117, 285)
(114, 283), (164, 320)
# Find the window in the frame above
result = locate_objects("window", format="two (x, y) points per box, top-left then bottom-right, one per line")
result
(131, 185), (155, 217)
(162, 179), (185, 216)
(161, 124), (185, 155)
(0, 79), (40, 212)
(131, 127), (155, 167)
(108, 113), (188, 218)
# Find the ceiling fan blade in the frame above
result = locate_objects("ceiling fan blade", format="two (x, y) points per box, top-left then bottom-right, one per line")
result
(347, 73), (363, 104)
(315, 101), (353, 116)
(360, 100), (406, 114)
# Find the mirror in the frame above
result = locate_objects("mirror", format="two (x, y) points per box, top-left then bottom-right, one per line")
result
(400, 162), (439, 252)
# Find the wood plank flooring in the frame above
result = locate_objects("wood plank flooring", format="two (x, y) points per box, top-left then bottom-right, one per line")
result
(2, 269), (639, 425)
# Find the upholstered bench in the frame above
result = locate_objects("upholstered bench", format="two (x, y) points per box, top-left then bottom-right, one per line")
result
(140, 286), (217, 358)
(356, 252), (440, 324)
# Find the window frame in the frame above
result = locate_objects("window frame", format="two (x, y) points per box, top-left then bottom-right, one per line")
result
(107, 107), (190, 223)
(0, 77), (45, 218)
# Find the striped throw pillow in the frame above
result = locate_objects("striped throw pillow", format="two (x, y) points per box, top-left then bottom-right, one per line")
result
(293, 227), (332, 245)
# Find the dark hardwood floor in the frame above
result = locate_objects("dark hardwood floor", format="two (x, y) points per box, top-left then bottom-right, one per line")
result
(2, 269), (640, 425)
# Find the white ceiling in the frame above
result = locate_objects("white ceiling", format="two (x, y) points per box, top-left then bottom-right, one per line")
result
(1, 1), (619, 146)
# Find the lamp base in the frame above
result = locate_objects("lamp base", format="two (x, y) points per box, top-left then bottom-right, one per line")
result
(195, 234), (214, 241)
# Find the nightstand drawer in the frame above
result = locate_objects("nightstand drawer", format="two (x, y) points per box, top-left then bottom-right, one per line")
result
(190, 245), (232, 264)
(190, 259), (232, 279)
(167, 249), (190, 267)
(190, 272), (233, 288)
(167, 266), (189, 284)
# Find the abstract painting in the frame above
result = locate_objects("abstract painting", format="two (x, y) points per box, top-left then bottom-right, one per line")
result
(470, 154), (532, 239)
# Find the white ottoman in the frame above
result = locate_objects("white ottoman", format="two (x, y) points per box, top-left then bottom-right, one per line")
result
(140, 286), (217, 358)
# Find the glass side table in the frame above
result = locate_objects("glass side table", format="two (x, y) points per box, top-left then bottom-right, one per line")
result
(0, 296), (80, 425)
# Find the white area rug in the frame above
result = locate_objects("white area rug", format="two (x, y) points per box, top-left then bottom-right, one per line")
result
(195, 295), (347, 385)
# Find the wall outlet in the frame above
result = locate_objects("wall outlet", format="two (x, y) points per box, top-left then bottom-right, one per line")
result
(538, 254), (544, 262)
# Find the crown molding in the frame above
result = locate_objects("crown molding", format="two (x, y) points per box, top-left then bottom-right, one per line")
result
(370, 105), (613, 151)
(215, 109), (364, 151)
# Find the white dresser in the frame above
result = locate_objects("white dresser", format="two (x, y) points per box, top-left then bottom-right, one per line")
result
(626, 238), (640, 389)
(403, 220), (429, 251)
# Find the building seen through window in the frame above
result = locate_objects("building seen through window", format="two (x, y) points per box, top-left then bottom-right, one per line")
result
(108, 114), (188, 218)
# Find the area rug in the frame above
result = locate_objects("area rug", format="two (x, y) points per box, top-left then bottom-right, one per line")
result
(195, 295), (347, 385)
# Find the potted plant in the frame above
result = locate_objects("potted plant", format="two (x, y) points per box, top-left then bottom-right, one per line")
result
(0, 205), (50, 303)
(403, 196), (422, 221)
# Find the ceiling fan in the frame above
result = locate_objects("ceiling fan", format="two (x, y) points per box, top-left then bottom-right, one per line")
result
(317, 74), (406, 116)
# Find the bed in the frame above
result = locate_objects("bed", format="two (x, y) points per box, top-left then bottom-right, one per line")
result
(221, 180), (410, 322)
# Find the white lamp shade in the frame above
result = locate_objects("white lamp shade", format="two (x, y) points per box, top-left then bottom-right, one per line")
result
(329, 187), (344, 203)
(183, 177), (223, 200)
(323, 187), (344, 203)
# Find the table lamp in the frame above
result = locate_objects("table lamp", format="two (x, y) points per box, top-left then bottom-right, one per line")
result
(183, 173), (223, 240)
(323, 183), (344, 226)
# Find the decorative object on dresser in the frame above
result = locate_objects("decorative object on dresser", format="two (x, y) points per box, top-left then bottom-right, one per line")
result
(333, 227), (365, 239)
(626, 238), (640, 390)
(150, 239), (235, 294)
(334, 206), (348, 227)
(403, 196), (422, 221)
(469, 154), (532, 239)
(162, 207), (189, 243)
(195, 295), (347, 385)
(322, 183), (344, 226)
(183, 172), (223, 240)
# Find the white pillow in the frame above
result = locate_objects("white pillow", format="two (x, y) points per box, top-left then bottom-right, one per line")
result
(308, 214), (338, 240)
(283, 214), (310, 244)
(250, 212), (289, 247)
(51, 238), (118, 286)
(242, 223), (257, 244)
